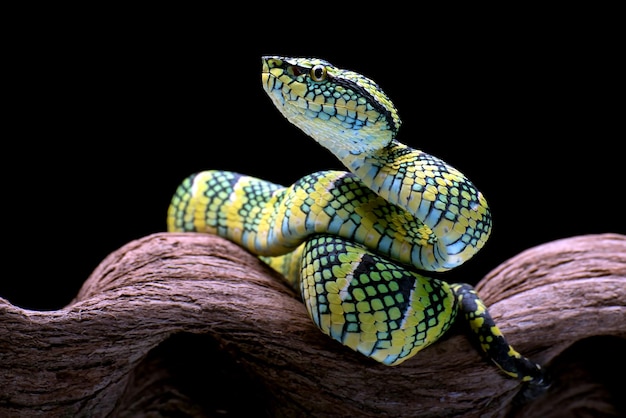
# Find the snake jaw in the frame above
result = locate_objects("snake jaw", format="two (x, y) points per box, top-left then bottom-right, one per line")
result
(261, 56), (398, 159)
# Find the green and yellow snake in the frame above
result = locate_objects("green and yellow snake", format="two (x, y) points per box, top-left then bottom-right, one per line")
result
(167, 56), (546, 385)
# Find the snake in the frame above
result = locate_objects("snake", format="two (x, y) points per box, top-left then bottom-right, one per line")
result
(167, 56), (546, 385)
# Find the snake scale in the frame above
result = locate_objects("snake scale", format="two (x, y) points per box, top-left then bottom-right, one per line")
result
(167, 56), (546, 385)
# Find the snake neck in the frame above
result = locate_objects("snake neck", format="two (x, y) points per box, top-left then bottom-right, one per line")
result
(336, 139), (493, 267)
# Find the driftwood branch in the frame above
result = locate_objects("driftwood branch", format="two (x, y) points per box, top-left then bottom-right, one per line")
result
(1, 233), (625, 417)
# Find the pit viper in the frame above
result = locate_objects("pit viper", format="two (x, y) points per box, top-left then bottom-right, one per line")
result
(167, 56), (546, 385)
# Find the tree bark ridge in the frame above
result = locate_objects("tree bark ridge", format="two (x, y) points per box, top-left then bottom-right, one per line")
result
(1, 233), (624, 417)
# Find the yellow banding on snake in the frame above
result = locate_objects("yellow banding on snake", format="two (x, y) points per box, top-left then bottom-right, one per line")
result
(167, 56), (546, 385)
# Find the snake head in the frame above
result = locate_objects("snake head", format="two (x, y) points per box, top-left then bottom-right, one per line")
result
(261, 56), (401, 158)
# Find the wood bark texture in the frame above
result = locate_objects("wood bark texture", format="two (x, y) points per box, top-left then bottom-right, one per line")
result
(1, 232), (625, 418)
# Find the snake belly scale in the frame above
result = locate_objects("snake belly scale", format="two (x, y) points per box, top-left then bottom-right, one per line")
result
(167, 56), (546, 385)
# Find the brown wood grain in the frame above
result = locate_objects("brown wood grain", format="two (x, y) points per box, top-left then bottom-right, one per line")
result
(1, 233), (624, 417)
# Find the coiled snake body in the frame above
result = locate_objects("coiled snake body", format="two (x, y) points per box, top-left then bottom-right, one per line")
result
(168, 56), (545, 384)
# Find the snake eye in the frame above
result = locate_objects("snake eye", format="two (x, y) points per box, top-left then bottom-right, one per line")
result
(310, 64), (327, 81)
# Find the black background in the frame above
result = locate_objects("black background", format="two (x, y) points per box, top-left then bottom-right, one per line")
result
(2, 10), (622, 310)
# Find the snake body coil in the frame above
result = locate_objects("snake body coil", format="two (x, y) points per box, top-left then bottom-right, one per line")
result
(168, 56), (546, 384)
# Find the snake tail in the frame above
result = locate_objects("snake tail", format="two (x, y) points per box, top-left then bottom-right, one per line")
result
(451, 283), (547, 385)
